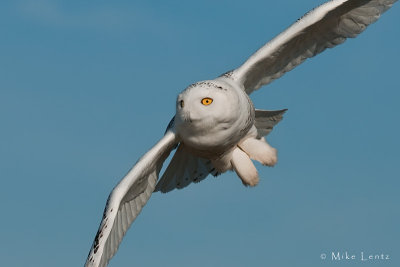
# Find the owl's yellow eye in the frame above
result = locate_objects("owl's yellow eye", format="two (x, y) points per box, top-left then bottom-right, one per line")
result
(201, 97), (213, 106)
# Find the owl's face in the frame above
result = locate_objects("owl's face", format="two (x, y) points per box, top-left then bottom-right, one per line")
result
(174, 80), (245, 152)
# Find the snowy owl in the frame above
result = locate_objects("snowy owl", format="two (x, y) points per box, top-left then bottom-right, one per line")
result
(86, 0), (397, 266)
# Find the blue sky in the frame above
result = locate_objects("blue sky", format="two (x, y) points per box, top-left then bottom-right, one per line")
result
(0, 0), (399, 266)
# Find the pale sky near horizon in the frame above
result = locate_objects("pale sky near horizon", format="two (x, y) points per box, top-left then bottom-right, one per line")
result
(1, 0), (399, 266)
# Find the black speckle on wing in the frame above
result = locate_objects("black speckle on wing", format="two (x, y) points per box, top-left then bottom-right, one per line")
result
(89, 194), (113, 259)
(186, 81), (228, 91)
(219, 70), (234, 78)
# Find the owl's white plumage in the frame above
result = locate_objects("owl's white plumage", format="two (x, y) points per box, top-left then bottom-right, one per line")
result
(175, 78), (253, 157)
(85, 1), (397, 266)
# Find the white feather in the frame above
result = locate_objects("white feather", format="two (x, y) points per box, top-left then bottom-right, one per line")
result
(230, 0), (397, 93)
(231, 147), (259, 187)
(85, 131), (178, 267)
(85, 1), (397, 266)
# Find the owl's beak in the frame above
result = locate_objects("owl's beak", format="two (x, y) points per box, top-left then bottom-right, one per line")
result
(185, 111), (193, 123)
(177, 108), (192, 124)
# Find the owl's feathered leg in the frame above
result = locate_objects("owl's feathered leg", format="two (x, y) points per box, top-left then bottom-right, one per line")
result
(238, 137), (277, 166)
(231, 147), (259, 187)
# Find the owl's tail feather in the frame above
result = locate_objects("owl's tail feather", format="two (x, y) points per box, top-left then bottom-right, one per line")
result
(155, 144), (216, 193)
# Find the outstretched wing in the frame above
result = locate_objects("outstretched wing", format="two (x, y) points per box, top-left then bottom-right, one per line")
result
(227, 0), (397, 94)
(85, 131), (178, 267)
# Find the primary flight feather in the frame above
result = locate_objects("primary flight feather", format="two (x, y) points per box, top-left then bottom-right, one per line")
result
(85, 0), (397, 266)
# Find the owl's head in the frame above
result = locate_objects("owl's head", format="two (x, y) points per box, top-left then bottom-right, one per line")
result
(174, 79), (245, 151)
